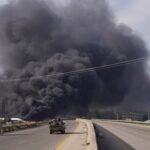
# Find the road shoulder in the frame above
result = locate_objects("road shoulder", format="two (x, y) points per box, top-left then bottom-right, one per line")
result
(56, 120), (88, 150)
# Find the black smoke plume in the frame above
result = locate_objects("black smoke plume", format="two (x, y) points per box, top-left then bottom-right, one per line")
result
(0, 0), (149, 120)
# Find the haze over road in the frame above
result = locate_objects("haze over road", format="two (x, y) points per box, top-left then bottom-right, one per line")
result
(94, 120), (150, 150)
(0, 120), (77, 150)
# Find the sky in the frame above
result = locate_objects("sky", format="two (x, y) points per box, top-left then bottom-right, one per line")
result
(0, 0), (8, 5)
(106, 0), (150, 73)
(107, 0), (150, 50)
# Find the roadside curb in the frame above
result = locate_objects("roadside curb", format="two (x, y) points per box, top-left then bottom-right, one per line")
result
(76, 119), (98, 150)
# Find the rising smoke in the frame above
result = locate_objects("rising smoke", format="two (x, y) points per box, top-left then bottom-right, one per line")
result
(0, 0), (149, 120)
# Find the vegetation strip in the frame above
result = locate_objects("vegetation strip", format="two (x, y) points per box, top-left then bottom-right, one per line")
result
(0, 122), (44, 134)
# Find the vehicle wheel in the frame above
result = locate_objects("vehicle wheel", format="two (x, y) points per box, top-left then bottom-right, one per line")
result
(50, 130), (53, 134)
(61, 130), (65, 134)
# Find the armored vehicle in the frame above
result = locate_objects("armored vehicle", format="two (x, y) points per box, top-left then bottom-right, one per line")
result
(49, 118), (65, 134)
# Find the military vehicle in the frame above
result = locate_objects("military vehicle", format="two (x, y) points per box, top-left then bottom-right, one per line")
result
(49, 118), (65, 134)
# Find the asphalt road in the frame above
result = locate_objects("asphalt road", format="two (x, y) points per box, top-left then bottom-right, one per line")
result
(0, 120), (78, 150)
(94, 120), (150, 150)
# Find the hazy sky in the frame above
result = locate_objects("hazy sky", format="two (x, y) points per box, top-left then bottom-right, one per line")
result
(106, 0), (150, 73)
(107, 0), (150, 50)
(0, 0), (8, 5)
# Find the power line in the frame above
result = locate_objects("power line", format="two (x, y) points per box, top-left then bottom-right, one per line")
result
(0, 56), (149, 83)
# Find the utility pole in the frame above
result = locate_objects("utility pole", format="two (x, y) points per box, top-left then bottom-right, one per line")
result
(0, 102), (2, 118)
(0, 100), (6, 118)
(116, 112), (119, 120)
(148, 111), (150, 120)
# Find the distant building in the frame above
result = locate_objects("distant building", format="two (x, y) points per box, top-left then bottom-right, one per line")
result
(119, 112), (148, 121)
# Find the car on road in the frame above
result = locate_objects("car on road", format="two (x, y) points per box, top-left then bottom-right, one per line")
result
(145, 120), (150, 123)
(49, 118), (66, 134)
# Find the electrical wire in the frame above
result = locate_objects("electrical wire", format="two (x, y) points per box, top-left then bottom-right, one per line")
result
(0, 56), (149, 83)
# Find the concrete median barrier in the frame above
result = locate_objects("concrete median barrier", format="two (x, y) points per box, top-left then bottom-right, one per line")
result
(76, 119), (98, 150)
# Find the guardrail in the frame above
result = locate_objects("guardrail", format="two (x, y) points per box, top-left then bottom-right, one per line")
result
(77, 119), (98, 150)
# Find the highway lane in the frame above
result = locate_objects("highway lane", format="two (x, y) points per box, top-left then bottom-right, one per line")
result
(94, 120), (150, 150)
(0, 120), (78, 150)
